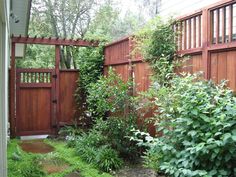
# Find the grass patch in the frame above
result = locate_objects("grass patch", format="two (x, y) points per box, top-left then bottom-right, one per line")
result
(8, 139), (113, 177)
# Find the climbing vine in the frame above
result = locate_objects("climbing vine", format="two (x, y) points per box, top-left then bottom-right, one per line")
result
(133, 17), (180, 86)
(74, 44), (104, 125)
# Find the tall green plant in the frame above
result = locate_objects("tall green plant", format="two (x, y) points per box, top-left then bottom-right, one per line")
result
(74, 45), (104, 125)
(136, 74), (236, 176)
(86, 68), (131, 120)
(133, 17), (179, 86)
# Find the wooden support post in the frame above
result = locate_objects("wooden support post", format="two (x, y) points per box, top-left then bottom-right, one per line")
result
(10, 42), (16, 137)
(202, 9), (211, 79)
(126, 37), (134, 116)
(55, 45), (60, 133)
(128, 37), (134, 96)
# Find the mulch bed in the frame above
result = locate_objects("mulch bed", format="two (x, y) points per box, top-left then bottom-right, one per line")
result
(19, 140), (55, 154)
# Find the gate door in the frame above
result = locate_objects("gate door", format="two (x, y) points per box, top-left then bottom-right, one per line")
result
(16, 69), (55, 136)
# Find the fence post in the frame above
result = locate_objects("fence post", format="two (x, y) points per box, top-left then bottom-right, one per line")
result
(128, 37), (134, 96)
(55, 45), (60, 133)
(202, 9), (211, 79)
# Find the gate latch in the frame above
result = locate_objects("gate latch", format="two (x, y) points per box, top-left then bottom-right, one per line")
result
(52, 99), (57, 104)
(52, 74), (57, 78)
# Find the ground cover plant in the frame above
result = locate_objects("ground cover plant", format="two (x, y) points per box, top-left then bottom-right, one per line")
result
(8, 139), (112, 177)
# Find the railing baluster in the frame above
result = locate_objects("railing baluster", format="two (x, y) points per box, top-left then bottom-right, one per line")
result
(179, 21), (182, 51)
(188, 19), (192, 49)
(193, 17), (196, 48)
(222, 7), (226, 43)
(199, 15), (202, 47)
(184, 20), (187, 50)
(229, 5), (233, 42)
(216, 9), (219, 44)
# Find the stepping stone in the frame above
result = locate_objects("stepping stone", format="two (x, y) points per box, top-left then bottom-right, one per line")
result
(64, 171), (81, 177)
(19, 140), (54, 154)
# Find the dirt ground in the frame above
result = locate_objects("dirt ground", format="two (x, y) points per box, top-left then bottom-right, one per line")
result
(115, 164), (160, 177)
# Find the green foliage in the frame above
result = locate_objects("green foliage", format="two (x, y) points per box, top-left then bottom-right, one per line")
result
(87, 68), (131, 119)
(58, 125), (83, 147)
(133, 17), (179, 86)
(8, 139), (112, 177)
(137, 74), (236, 176)
(96, 146), (123, 172)
(74, 45), (104, 124)
(16, 45), (55, 68)
(73, 115), (141, 172)
(94, 117), (141, 160)
(59, 125), (82, 137)
(76, 129), (108, 148)
(72, 70), (142, 172)
(8, 141), (45, 177)
(75, 129), (124, 172)
(76, 46), (104, 93)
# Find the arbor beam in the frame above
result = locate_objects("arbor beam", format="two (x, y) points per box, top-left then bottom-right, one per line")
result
(11, 36), (98, 47)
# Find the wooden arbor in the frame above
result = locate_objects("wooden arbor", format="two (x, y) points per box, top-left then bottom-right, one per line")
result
(10, 36), (98, 137)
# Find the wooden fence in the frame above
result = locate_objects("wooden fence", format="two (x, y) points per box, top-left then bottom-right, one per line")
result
(11, 68), (79, 136)
(104, 0), (236, 93)
(104, 0), (236, 135)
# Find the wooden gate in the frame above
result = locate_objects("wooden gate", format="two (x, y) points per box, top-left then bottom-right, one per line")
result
(10, 36), (97, 137)
(16, 69), (56, 136)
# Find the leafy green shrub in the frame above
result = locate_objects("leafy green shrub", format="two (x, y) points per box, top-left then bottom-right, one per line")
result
(96, 146), (123, 172)
(94, 116), (141, 160)
(76, 129), (107, 148)
(72, 70), (143, 172)
(75, 129), (124, 171)
(139, 73), (236, 176)
(78, 146), (97, 163)
(87, 68), (131, 119)
(59, 125), (83, 147)
(74, 46), (104, 125)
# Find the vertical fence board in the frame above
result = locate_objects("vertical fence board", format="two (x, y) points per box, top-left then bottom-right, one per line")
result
(217, 52), (227, 83)
(226, 51), (236, 90)
(59, 70), (79, 125)
(210, 53), (218, 82)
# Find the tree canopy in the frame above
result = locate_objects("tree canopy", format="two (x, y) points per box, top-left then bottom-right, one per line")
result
(17, 0), (160, 69)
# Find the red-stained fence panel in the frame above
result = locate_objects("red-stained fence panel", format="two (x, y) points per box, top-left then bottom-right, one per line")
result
(16, 69), (55, 136)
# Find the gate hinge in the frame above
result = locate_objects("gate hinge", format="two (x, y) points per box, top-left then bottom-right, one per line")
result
(52, 99), (57, 103)
(52, 74), (57, 78)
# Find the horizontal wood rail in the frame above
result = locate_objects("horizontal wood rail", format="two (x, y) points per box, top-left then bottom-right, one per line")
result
(104, 59), (143, 66)
(11, 36), (99, 47)
(19, 83), (52, 88)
